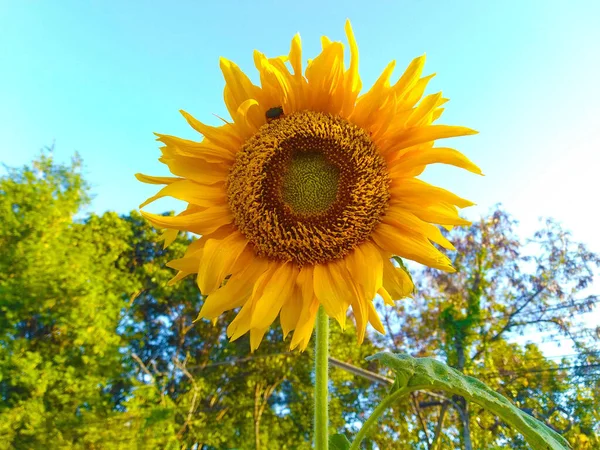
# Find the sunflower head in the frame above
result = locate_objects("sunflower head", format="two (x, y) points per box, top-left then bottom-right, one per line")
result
(137, 20), (481, 351)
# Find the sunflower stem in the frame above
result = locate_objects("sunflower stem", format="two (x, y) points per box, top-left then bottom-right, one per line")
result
(314, 306), (329, 449)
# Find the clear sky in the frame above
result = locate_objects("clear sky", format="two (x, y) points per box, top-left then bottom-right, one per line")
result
(1, 1), (599, 346)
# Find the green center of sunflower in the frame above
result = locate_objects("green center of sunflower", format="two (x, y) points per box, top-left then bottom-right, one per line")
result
(227, 110), (390, 266)
(281, 152), (340, 215)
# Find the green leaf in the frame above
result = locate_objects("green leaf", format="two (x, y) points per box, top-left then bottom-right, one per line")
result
(329, 433), (351, 450)
(368, 353), (570, 450)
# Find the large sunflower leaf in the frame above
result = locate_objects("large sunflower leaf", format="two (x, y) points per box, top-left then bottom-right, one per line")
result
(329, 433), (351, 450)
(367, 352), (570, 450)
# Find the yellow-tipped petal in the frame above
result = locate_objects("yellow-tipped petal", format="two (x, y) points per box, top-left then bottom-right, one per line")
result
(406, 92), (443, 128)
(367, 301), (386, 334)
(199, 257), (269, 320)
(139, 180), (227, 209)
(346, 241), (384, 303)
(280, 286), (304, 339)
(382, 257), (415, 300)
(351, 60), (396, 127)
(390, 147), (483, 176)
(250, 328), (268, 352)
(219, 57), (264, 122)
(313, 260), (351, 328)
(161, 229), (179, 248)
(390, 178), (475, 209)
(135, 173), (183, 185)
(382, 207), (456, 251)
(305, 42), (345, 114)
(155, 133), (235, 163)
(290, 296), (319, 351)
(378, 287), (395, 306)
(227, 300), (254, 341)
(372, 223), (455, 272)
(392, 54), (426, 98)
(399, 74), (436, 109)
(344, 19), (361, 93)
(140, 206), (233, 235)
(180, 110), (242, 152)
(250, 262), (296, 330)
(197, 230), (248, 295)
(389, 125), (478, 152)
(167, 255), (201, 274)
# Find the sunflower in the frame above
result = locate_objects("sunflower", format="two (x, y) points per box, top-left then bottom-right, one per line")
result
(137, 21), (480, 351)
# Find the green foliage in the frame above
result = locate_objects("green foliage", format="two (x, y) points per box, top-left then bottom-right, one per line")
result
(330, 433), (351, 450)
(372, 208), (600, 449)
(0, 153), (134, 448)
(1, 153), (598, 449)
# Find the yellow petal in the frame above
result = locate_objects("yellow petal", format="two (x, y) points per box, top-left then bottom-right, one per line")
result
(219, 57), (264, 123)
(140, 206), (233, 235)
(406, 92), (443, 128)
(341, 19), (362, 117)
(167, 255), (202, 274)
(390, 178), (475, 209)
(289, 34), (303, 78)
(250, 327), (268, 352)
(168, 270), (193, 286)
(227, 263), (280, 341)
(227, 300), (254, 341)
(389, 147), (483, 176)
(231, 98), (262, 138)
(348, 284), (368, 344)
(372, 223), (455, 272)
(280, 285), (304, 339)
(165, 238), (205, 284)
(161, 228), (179, 248)
(139, 180), (227, 209)
(391, 54), (426, 98)
(135, 173), (183, 185)
(155, 133), (235, 162)
(305, 42), (345, 114)
(382, 207), (455, 251)
(197, 230), (248, 295)
(158, 151), (230, 185)
(251, 262), (297, 330)
(199, 256), (269, 320)
(254, 51), (296, 113)
(346, 241), (384, 303)
(350, 60), (395, 128)
(399, 74), (436, 110)
(180, 110), (242, 152)
(388, 125), (478, 152)
(290, 296), (319, 351)
(382, 258), (415, 300)
(394, 200), (471, 227)
(367, 301), (386, 334)
(313, 260), (351, 328)
(378, 287), (395, 306)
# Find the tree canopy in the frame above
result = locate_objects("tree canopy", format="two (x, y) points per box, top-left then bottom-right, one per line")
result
(0, 153), (598, 449)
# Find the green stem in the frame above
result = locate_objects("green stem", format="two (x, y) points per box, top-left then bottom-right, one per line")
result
(349, 387), (410, 450)
(314, 306), (329, 450)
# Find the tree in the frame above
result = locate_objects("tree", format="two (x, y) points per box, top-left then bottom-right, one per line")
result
(374, 207), (600, 449)
(0, 153), (134, 448)
(2, 152), (598, 449)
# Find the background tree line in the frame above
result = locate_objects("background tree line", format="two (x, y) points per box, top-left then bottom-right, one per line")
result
(0, 152), (598, 449)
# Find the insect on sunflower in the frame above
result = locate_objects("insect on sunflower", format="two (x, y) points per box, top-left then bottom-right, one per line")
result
(137, 21), (480, 351)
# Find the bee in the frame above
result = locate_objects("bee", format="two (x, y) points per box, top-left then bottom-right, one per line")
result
(266, 106), (284, 123)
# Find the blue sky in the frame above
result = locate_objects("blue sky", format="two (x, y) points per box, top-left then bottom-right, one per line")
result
(1, 1), (599, 348)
